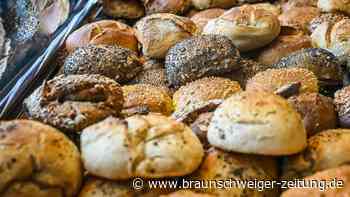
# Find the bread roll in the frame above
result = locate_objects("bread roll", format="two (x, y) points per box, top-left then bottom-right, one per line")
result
(257, 34), (312, 65)
(190, 8), (225, 32)
(318, 0), (350, 15)
(143, 0), (191, 15)
(122, 84), (173, 116)
(63, 45), (141, 83)
(280, 0), (318, 11)
(65, 20), (138, 53)
(208, 91), (307, 155)
(203, 5), (281, 51)
(274, 48), (343, 88)
(246, 68), (319, 96)
(282, 165), (350, 197)
(190, 148), (278, 196)
(190, 112), (214, 149)
(135, 13), (197, 59)
(288, 93), (337, 137)
(0, 120), (82, 197)
(191, 0), (265, 10)
(278, 6), (320, 33)
(24, 74), (124, 133)
(251, 3), (282, 16)
(334, 86), (350, 128)
(282, 129), (350, 180)
(165, 35), (241, 88)
(173, 77), (241, 113)
(103, 0), (145, 19)
(309, 12), (348, 33)
(81, 114), (204, 180)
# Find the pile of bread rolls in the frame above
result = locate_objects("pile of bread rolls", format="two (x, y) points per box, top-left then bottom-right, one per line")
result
(2, 0), (350, 196)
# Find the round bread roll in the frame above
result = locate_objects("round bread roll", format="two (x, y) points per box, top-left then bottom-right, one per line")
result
(191, 112), (214, 149)
(257, 34), (312, 65)
(122, 84), (173, 116)
(282, 165), (350, 197)
(309, 12), (348, 33)
(278, 6), (320, 33)
(282, 129), (350, 180)
(173, 77), (241, 113)
(334, 86), (350, 128)
(63, 45), (141, 83)
(288, 93), (337, 137)
(103, 0), (145, 19)
(280, 0), (318, 11)
(24, 74), (124, 132)
(273, 48), (343, 89)
(81, 114), (204, 180)
(251, 3), (282, 16)
(203, 5), (281, 52)
(0, 120), (82, 197)
(311, 18), (350, 64)
(208, 91), (307, 155)
(65, 20), (138, 53)
(165, 35), (241, 88)
(135, 13), (197, 59)
(162, 190), (215, 197)
(190, 148), (278, 196)
(246, 68), (319, 97)
(143, 0), (191, 15)
(318, 0), (350, 15)
(190, 8), (225, 33)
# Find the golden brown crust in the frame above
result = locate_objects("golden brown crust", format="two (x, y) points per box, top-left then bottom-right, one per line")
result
(103, 0), (145, 19)
(65, 20), (138, 53)
(143, 0), (191, 15)
(190, 8), (225, 32)
(122, 84), (173, 116)
(0, 120), (82, 197)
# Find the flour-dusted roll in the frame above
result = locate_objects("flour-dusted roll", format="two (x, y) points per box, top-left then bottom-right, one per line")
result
(282, 165), (350, 197)
(103, 0), (145, 19)
(203, 5), (281, 51)
(143, 0), (191, 15)
(65, 20), (138, 53)
(81, 114), (204, 180)
(63, 45), (142, 83)
(190, 148), (278, 196)
(165, 35), (241, 88)
(190, 8), (225, 33)
(122, 84), (173, 116)
(282, 129), (350, 180)
(24, 74), (124, 133)
(246, 68), (319, 97)
(0, 120), (82, 197)
(208, 90), (307, 155)
(135, 13), (197, 59)
(318, 0), (350, 15)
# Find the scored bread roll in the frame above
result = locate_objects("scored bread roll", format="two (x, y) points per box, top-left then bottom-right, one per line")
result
(81, 114), (204, 180)
(103, 0), (145, 19)
(318, 0), (350, 15)
(282, 165), (350, 197)
(143, 0), (191, 15)
(65, 20), (138, 53)
(282, 129), (350, 180)
(135, 13), (197, 59)
(190, 8), (225, 33)
(0, 120), (82, 197)
(203, 5), (281, 52)
(207, 91), (307, 155)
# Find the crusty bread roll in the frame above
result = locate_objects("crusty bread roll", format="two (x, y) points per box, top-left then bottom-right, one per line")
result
(246, 68), (319, 96)
(251, 2), (282, 16)
(280, 0), (318, 11)
(165, 35), (241, 88)
(318, 0), (350, 15)
(103, 0), (145, 19)
(122, 84), (173, 116)
(24, 74), (124, 133)
(208, 90), (307, 155)
(311, 18), (350, 63)
(309, 12), (348, 33)
(190, 8), (225, 33)
(203, 5), (281, 52)
(282, 129), (350, 180)
(135, 13), (197, 59)
(0, 120), (82, 197)
(173, 77), (241, 113)
(190, 148), (278, 196)
(65, 20), (138, 53)
(191, 0), (265, 10)
(278, 6), (320, 33)
(143, 0), (191, 15)
(257, 34), (312, 65)
(282, 165), (350, 197)
(81, 114), (204, 180)
(334, 86), (350, 128)
(288, 93), (337, 137)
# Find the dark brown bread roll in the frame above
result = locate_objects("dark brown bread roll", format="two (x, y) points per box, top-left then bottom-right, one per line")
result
(24, 74), (124, 133)
(63, 45), (142, 83)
